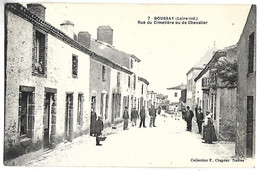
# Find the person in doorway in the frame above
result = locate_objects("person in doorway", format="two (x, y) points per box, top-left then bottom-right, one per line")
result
(196, 107), (204, 134)
(90, 107), (97, 136)
(139, 106), (146, 128)
(203, 111), (217, 144)
(186, 106), (194, 131)
(123, 106), (129, 130)
(94, 116), (104, 146)
(131, 107), (138, 127)
(195, 104), (198, 118)
(149, 105), (157, 127)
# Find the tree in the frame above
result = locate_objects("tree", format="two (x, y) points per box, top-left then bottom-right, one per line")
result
(209, 57), (238, 87)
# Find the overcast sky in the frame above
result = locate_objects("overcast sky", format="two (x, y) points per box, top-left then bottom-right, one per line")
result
(40, 3), (250, 94)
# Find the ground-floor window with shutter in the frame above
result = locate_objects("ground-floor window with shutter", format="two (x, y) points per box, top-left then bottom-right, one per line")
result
(18, 86), (35, 139)
(77, 93), (84, 126)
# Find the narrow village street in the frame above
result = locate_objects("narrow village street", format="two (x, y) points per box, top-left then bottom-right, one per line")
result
(19, 111), (249, 168)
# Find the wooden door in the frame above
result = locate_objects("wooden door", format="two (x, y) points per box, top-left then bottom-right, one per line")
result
(246, 96), (254, 158)
(43, 93), (51, 148)
(65, 94), (73, 142)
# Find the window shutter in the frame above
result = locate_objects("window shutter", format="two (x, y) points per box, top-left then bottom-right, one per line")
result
(100, 94), (104, 116)
(18, 91), (22, 134)
(80, 94), (84, 125)
(27, 92), (35, 138)
(32, 29), (37, 74)
(105, 94), (109, 119)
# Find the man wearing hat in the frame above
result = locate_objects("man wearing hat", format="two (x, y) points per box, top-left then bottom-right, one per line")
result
(196, 107), (204, 134)
(186, 106), (194, 131)
(123, 106), (129, 130)
(131, 107), (138, 127)
(94, 116), (104, 146)
(139, 106), (146, 128)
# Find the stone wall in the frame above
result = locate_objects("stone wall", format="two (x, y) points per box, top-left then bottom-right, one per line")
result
(218, 88), (237, 141)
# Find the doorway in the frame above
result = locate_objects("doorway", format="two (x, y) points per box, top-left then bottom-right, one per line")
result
(43, 93), (51, 148)
(90, 96), (96, 133)
(43, 88), (57, 149)
(246, 96), (254, 158)
(65, 93), (74, 142)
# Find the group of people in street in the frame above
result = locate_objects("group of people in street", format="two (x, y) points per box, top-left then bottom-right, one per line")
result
(182, 105), (217, 144)
(123, 105), (159, 129)
(90, 105), (161, 146)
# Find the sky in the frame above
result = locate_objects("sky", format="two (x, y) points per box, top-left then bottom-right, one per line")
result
(37, 3), (250, 95)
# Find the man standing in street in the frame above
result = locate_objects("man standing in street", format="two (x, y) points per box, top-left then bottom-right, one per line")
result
(149, 105), (157, 127)
(123, 106), (129, 130)
(196, 107), (204, 134)
(186, 106), (194, 131)
(139, 106), (146, 128)
(131, 107), (138, 127)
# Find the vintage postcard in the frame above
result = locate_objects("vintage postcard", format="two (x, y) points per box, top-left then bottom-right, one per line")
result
(3, 0), (257, 168)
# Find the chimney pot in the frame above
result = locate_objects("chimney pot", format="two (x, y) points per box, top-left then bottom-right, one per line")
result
(60, 20), (75, 39)
(97, 25), (113, 45)
(78, 32), (91, 48)
(27, 3), (46, 21)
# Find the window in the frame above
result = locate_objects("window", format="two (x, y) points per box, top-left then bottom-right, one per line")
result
(130, 59), (133, 69)
(33, 28), (47, 77)
(117, 72), (121, 87)
(175, 92), (178, 97)
(77, 93), (84, 126)
(141, 84), (144, 95)
(102, 65), (106, 82)
(72, 55), (78, 78)
(248, 32), (255, 74)
(128, 76), (131, 88)
(18, 86), (35, 138)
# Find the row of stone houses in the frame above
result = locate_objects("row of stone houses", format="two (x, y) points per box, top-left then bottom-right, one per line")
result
(4, 3), (150, 161)
(186, 5), (256, 158)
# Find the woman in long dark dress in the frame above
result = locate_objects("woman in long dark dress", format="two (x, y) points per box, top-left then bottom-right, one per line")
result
(203, 112), (217, 144)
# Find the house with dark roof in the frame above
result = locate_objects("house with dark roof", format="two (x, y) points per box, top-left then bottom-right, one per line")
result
(88, 25), (146, 126)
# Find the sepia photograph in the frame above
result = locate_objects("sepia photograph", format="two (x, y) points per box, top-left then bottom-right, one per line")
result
(2, 0), (257, 168)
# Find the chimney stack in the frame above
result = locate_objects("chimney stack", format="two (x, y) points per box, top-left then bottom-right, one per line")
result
(27, 3), (46, 21)
(97, 26), (113, 45)
(78, 32), (91, 48)
(60, 20), (75, 39)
